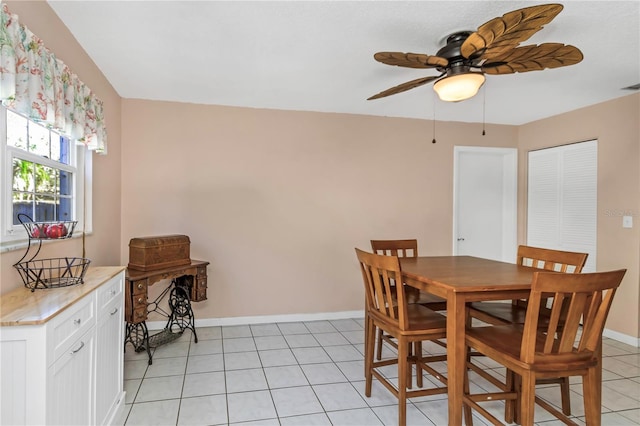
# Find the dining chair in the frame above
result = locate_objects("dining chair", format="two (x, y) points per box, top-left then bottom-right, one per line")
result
(462, 268), (626, 426)
(356, 248), (448, 426)
(466, 245), (588, 416)
(370, 239), (447, 361)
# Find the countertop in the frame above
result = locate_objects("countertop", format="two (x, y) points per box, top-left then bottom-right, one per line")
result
(0, 266), (125, 326)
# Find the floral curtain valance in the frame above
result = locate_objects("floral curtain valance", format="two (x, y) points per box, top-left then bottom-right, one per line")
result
(0, 2), (107, 154)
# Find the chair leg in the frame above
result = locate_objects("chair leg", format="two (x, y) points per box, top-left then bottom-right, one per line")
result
(463, 361), (473, 426)
(504, 369), (516, 423)
(414, 341), (423, 388)
(397, 336), (408, 426)
(365, 318), (376, 397)
(520, 373), (536, 426)
(583, 367), (601, 426)
(560, 377), (572, 415)
(376, 328), (384, 360)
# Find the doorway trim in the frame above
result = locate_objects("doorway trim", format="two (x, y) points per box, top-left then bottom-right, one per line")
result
(453, 146), (518, 262)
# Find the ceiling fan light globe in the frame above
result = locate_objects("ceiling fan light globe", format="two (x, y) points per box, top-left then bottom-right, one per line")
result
(433, 73), (485, 102)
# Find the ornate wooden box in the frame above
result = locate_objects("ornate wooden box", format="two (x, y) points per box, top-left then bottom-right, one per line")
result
(128, 235), (191, 271)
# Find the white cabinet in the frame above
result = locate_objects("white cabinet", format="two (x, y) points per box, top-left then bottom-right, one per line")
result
(95, 275), (124, 426)
(49, 328), (95, 425)
(0, 267), (125, 426)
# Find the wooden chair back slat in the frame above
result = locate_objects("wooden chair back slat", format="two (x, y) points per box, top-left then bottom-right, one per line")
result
(371, 239), (418, 259)
(356, 248), (408, 330)
(521, 269), (626, 365)
(517, 245), (588, 273)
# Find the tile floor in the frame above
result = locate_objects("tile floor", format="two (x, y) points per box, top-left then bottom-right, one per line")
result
(116, 318), (640, 426)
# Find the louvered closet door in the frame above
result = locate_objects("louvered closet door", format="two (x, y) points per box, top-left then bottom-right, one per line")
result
(527, 140), (598, 271)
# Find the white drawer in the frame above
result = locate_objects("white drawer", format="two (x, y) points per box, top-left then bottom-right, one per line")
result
(97, 275), (123, 315)
(49, 294), (96, 363)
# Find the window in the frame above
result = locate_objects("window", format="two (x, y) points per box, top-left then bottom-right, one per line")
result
(1, 106), (91, 248)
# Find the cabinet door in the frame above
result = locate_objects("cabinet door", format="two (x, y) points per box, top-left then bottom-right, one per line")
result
(48, 329), (95, 426)
(95, 294), (124, 425)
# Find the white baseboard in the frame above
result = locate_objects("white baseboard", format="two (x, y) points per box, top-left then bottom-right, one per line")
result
(603, 328), (640, 348)
(145, 310), (365, 331)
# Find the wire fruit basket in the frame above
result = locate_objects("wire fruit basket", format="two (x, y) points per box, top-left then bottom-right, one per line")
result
(14, 257), (91, 291)
(14, 214), (90, 291)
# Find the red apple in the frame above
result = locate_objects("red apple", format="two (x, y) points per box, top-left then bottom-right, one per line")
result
(46, 224), (62, 239)
(31, 226), (41, 238)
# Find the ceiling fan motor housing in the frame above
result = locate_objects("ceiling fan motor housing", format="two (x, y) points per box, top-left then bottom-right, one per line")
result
(435, 31), (481, 73)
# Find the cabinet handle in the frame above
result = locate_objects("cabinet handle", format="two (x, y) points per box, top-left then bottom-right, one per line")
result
(110, 289), (117, 296)
(73, 318), (82, 325)
(71, 341), (85, 354)
(137, 283), (143, 290)
(110, 308), (118, 316)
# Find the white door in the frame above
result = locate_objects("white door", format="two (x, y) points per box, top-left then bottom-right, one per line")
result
(453, 146), (517, 262)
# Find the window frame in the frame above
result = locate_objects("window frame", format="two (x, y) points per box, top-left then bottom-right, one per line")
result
(0, 106), (92, 251)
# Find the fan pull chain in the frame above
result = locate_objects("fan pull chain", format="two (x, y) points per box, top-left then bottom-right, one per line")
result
(482, 83), (486, 136)
(432, 95), (437, 144)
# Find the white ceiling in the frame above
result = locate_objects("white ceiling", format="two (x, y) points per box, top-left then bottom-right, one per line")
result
(47, 1), (639, 125)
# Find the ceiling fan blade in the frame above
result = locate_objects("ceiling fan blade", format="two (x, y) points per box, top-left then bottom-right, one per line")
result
(373, 52), (448, 69)
(481, 43), (583, 74)
(461, 4), (563, 60)
(367, 75), (441, 100)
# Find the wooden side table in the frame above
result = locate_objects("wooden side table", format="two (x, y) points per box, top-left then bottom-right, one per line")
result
(124, 260), (209, 364)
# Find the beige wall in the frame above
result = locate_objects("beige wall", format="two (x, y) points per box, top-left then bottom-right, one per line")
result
(120, 100), (518, 320)
(518, 93), (640, 339)
(0, 1), (122, 292)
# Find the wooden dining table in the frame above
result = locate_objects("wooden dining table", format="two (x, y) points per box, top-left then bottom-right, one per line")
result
(398, 255), (587, 425)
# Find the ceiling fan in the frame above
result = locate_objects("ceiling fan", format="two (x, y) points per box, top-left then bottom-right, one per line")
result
(367, 3), (583, 102)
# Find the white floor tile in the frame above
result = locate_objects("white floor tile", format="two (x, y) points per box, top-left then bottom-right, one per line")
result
(324, 344), (365, 362)
(222, 325), (252, 338)
(226, 368), (268, 393)
(183, 371), (226, 397)
(223, 337), (257, 353)
(135, 375), (184, 403)
(144, 356), (187, 378)
(258, 348), (298, 367)
(279, 412), (332, 425)
(124, 359), (149, 380)
(292, 347), (332, 364)
(254, 335), (289, 350)
(312, 332), (350, 346)
(227, 390), (277, 423)
(326, 407), (383, 425)
(186, 353), (224, 374)
(278, 322), (310, 335)
(124, 379), (141, 404)
(224, 350), (262, 370)
(303, 321), (338, 334)
(301, 362), (348, 385)
(126, 399), (180, 426)
(178, 394), (227, 425)
(152, 341), (190, 359)
(250, 323), (282, 337)
(271, 385), (324, 417)
(284, 333), (320, 348)
(188, 339), (222, 356)
(313, 382), (368, 411)
(264, 365), (309, 388)
(372, 403), (433, 426)
(194, 326), (222, 340)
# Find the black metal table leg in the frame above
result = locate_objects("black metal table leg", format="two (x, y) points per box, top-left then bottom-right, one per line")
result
(124, 321), (153, 365)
